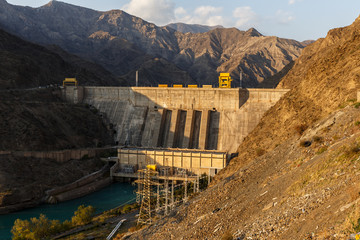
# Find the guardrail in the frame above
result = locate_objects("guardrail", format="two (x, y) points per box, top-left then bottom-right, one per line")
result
(106, 219), (126, 240)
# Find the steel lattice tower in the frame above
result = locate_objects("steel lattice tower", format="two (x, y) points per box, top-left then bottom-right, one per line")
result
(136, 166), (159, 225)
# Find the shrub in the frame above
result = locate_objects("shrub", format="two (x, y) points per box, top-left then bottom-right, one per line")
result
(71, 205), (96, 226)
(11, 206), (95, 239)
(316, 146), (328, 154)
(312, 135), (323, 143)
(221, 231), (233, 240)
(122, 205), (132, 214)
(295, 124), (308, 135)
(255, 148), (266, 157)
(354, 102), (360, 109)
(11, 214), (63, 240)
(300, 140), (312, 147)
(353, 218), (360, 233)
(90, 106), (98, 114)
(355, 121), (360, 126)
(350, 146), (360, 154)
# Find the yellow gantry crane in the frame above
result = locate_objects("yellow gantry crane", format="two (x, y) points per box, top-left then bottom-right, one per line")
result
(218, 73), (232, 88)
(63, 78), (78, 87)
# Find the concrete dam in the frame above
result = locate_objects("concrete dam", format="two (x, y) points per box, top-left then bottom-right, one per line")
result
(62, 86), (289, 153)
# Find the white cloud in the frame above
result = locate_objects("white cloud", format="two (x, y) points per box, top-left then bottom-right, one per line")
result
(175, 7), (187, 17)
(175, 5), (224, 26)
(194, 6), (220, 17)
(276, 10), (295, 24)
(288, 0), (303, 5)
(122, 0), (175, 25)
(233, 6), (257, 29)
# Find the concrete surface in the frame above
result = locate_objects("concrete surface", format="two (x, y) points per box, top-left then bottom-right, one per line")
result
(62, 87), (289, 153)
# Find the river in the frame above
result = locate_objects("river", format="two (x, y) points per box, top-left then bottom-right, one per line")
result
(0, 182), (135, 240)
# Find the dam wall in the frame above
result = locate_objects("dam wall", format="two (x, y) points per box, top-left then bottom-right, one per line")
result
(62, 87), (289, 153)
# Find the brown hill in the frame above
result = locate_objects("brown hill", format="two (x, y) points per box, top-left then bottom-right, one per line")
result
(0, 0), (305, 87)
(127, 16), (360, 240)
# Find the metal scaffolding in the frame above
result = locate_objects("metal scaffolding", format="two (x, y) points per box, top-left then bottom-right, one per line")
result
(135, 165), (206, 225)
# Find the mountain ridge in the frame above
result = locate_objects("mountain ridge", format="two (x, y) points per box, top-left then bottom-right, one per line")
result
(0, 0), (305, 87)
(0, 27), (126, 89)
(165, 22), (223, 33)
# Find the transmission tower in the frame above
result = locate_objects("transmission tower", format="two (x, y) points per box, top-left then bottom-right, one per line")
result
(184, 174), (188, 202)
(136, 170), (142, 204)
(136, 165), (159, 225)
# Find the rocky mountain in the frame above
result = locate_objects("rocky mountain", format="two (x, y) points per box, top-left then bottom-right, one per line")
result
(128, 16), (360, 239)
(166, 23), (223, 33)
(0, 27), (126, 89)
(0, 0), (305, 87)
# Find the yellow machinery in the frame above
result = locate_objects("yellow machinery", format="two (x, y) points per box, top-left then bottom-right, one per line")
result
(188, 85), (198, 88)
(146, 165), (157, 171)
(218, 73), (232, 88)
(158, 84), (168, 87)
(63, 78), (77, 87)
(173, 84), (183, 88)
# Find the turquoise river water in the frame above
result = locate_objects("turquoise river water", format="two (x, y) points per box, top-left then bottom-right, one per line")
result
(0, 182), (135, 240)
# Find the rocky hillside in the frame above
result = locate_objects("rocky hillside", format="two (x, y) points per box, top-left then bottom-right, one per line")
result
(166, 23), (223, 33)
(0, 0), (305, 87)
(127, 16), (360, 240)
(0, 89), (114, 151)
(0, 28), (126, 89)
(0, 88), (114, 212)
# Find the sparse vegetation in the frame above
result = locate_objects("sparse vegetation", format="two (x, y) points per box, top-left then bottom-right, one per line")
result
(71, 205), (96, 226)
(221, 230), (233, 240)
(295, 124), (308, 135)
(316, 146), (328, 154)
(300, 140), (312, 147)
(11, 214), (70, 240)
(255, 148), (266, 156)
(333, 135), (341, 141)
(313, 135), (323, 143)
(289, 140), (360, 196)
(11, 205), (95, 239)
(122, 205), (133, 214)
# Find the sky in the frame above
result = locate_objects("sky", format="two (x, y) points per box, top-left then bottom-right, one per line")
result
(6, 0), (360, 41)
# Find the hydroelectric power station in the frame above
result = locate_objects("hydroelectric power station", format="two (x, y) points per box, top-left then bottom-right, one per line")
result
(62, 84), (288, 175)
(61, 78), (289, 224)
